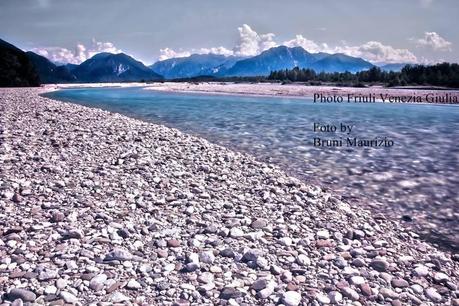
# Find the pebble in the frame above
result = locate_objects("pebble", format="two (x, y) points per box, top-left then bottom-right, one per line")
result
(251, 218), (268, 229)
(89, 274), (107, 291)
(369, 259), (389, 272)
(44, 285), (58, 295)
(279, 237), (293, 246)
(126, 279), (142, 290)
(220, 287), (242, 300)
(104, 248), (133, 261)
(7, 288), (36, 302)
(341, 287), (359, 301)
(110, 292), (130, 303)
(257, 284), (275, 299)
(350, 276), (365, 285)
(391, 278), (409, 288)
(380, 288), (399, 299)
(433, 272), (449, 283)
(296, 254), (311, 266)
(316, 292), (330, 304)
(199, 251), (215, 264)
(317, 230), (330, 239)
(282, 291), (302, 306)
(167, 239), (181, 247)
(413, 265), (429, 277)
(59, 291), (78, 304)
(425, 287), (442, 302)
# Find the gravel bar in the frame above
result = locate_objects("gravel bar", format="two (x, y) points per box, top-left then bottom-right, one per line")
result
(0, 88), (458, 305)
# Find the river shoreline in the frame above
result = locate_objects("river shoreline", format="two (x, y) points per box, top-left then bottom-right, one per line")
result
(1, 88), (458, 305)
(46, 82), (459, 105)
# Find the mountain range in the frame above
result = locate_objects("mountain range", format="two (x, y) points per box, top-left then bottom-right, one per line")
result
(220, 46), (374, 77)
(0, 38), (409, 85)
(150, 53), (242, 79)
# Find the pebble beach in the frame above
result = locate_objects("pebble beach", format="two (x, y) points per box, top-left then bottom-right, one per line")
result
(1, 88), (458, 305)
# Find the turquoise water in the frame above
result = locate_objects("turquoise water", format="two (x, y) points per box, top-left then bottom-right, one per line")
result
(45, 87), (459, 250)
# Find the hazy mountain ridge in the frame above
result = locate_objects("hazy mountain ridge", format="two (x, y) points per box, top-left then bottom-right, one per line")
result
(378, 63), (409, 72)
(153, 46), (377, 79)
(150, 54), (242, 79)
(0, 38), (414, 84)
(309, 53), (374, 73)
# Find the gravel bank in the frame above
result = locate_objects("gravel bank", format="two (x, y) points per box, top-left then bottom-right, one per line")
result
(0, 88), (458, 305)
(143, 82), (459, 104)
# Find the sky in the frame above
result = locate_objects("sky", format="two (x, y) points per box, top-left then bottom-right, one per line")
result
(0, 0), (457, 65)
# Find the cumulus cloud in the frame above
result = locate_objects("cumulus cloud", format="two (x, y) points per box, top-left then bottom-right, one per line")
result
(416, 32), (452, 51)
(157, 24), (420, 64)
(283, 35), (326, 53)
(282, 36), (417, 63)
(31, 39), (122, 64)
(158, 48), (191, 61)
(331, 41), (418, 64)
(158, 24), (277, 60)
(233, 24), (277, 56)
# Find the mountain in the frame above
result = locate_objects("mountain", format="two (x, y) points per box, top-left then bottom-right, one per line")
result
(150, 54), (241, 79)
(310, 53), (374, 73)
(379, 63), (408, 72)
(26, 51), (76, 83)
(0, 38), (40, 87)
(65, 63), (79, 72)
(224, 46), (320, 77)
(73, 52), (163, 82)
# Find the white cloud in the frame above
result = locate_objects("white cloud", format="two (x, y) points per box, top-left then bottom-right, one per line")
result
(416, 32), (452, 51)
(233, 24), (277, 56)
(30, 39), (122, 64)
(331, 41), (418, 64)
(200, 46), (234, 57)
(158, 46), (233, 61)
(159, 24), (277, 60)
(283, 35), (325, 53)
(282, 37), (417, 63)
(156, 24), (420, 64)
(158, 48), (191, 61)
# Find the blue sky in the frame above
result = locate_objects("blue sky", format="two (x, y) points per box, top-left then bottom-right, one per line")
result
(0, 0), (457, 65)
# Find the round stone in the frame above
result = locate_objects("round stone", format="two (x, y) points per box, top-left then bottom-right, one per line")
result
(7, 289), (36, 302)
(369, 259), (389, 272)
(391, 278), (409, 288)
(425, 287), (442, 302)
(413, 265), (429, 277)
(282, 291), (302, 306)
(296, 254), (311, 266)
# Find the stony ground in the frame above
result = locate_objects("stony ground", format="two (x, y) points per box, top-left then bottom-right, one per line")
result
(0, 88), (458, 306)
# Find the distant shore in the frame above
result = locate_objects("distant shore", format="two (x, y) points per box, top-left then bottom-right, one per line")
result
(49, 82), (459, 104)
(145, 82), (459, 104)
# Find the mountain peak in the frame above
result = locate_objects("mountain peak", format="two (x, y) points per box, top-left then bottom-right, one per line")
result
(224, 46), (317, 77)
(73, 52), (162, 82)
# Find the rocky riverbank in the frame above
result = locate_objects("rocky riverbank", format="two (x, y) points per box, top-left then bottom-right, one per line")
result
(0, 88), (458, 305)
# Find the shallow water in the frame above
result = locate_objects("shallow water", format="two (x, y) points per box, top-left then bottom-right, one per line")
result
(45, 87), (459, 251)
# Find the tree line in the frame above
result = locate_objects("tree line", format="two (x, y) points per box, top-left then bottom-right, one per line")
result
(267, 63), (459, 88)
